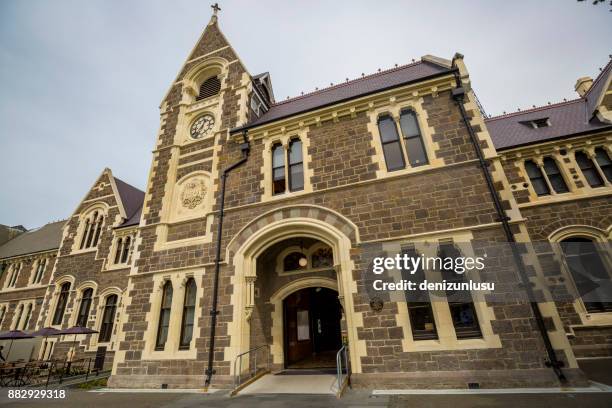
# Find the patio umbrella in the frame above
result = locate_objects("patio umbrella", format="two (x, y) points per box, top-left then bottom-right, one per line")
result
(0, 330), (35, 362)
(30, 327), (62, 360)
(56, 326), (98, 362)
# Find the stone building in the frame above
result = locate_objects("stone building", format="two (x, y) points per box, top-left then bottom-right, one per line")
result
(1, 12), (610, 390)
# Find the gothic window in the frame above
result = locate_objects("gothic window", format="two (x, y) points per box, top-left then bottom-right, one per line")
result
(155, 281), (173, 350)
(401, 247), (438, 340)
(288, 139), (304, 192)
(76, 288), (93, 327)
(113, 236), (132, 265)
(179, 278), (197, 349)
(576, 151), (604, 188)
(399, 109), (429, 167)
(311, 247), (333, 269)
(13, 304), (23, 330)
(272, 143), (286, 195)
(98, 295), (118, 342)
(524, 160), (550, 196)
(52, 282), (71, 326)
(11, 263), (22, 287)
(561, 238), (612, 313)
(378, 115), (405, 171)
(542, 157), (569, 193)
(80, 211), (105, 249)
(594, 147), (612, 183)
(22, 303), (32, 330)
(438, 243), (482, 339)
(284, 252), (306, 271)
(196, 76), (221, 100)
(33, 258), (47, 284)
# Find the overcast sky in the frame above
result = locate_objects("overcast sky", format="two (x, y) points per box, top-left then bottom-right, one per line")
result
(0, 0), (610, 229)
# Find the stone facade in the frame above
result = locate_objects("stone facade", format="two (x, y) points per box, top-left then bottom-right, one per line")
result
(1, 14), (610, 391)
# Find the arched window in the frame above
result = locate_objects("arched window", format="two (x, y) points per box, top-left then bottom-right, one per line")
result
(196, 76), (221, 100)
(179, 278), (197, 349)
(542, 157), (569, 193)
(561, 237), (611, 313)
(576, 151), (604, 188)
(22, 303), (32, 330)
(524, 160), (550, 196)
(284, 252), (306, 271)
(272, 143), (286, 195)
(33, 258), (47, 284)
(594, 147), (612, 183)
(11, 263), (22, 287)
(81, 211), (104, 250)
(92, 214), (104, 247)
(399, 109), (428, 167)
(288, 139), (304, 192)
(114, 238), (123, 264)
(311, 247), (333, 268)
(378, 115), (405, 171)
(76, 288), (93, 327)
(121, 236), (131, 263)
(13, 304), (23, 330)
(98, 295), (118, 342)
(79, 219), (91, 249)
(52, 282), (71, 325)
(438, 243), (482, 339)
(155, 281), (173, 350)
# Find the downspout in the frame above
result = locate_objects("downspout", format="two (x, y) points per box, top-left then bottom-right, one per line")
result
(450, 69), (566, 382)
(204, 131), (250, 389)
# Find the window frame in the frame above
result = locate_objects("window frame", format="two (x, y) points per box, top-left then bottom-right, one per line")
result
(575, 151), (605, 188)
(98, 294), (118, 343)
(377, 114), (406, 172)
(155, 281), (173, 351)
(52, 282), (71, 326)
(76, 288), (94, 327)
(398, 109), (429, 168)
(179, 278), (197, 350)
(542, 156), (569, 194)
(524, 159), (551, 196)
(271, 142), (286, 195)
(287, 138), (304, 192)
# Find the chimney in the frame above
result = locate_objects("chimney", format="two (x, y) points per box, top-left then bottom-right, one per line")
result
(575, 77), (593, 97)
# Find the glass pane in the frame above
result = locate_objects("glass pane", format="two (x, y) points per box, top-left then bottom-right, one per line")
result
(288, 140), (303, 164)
(524, 160), (541, 178)
(543, 158), (568, 193)
(272, 144), (284, 168)
(378, 116), (400, 143)
(408, 303), (438, 340)
(284, 252), (305, 271)
(405, 136), (429, 167)
(289, 164), (304, 191)
(449, 303), (482, 339)
(382, 141), (405, 171)
(399, 110), (420, 137)
(576, 152), (604, 187)
(595, 148), (612, 182)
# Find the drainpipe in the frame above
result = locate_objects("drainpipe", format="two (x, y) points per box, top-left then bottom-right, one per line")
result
(450, 68), (566, 382)
(204, 131), (250, 389)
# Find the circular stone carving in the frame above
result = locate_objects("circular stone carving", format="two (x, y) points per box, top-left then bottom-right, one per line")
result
(180, 178), (207, 209)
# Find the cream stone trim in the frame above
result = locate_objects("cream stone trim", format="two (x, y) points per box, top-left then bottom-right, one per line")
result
(382, 231), (501, 353)
(236, 75), (455, 141)
(367, 96), (443, 179)
(86, 287), (124, 352)
(548, 225), (612, 329)
(227, 217), (364, 374)
(45, 275), (75, 328)
(10, 299), (35, 330)
(70, 202), (110, 254)
(0, 302), (8, 327)
(68, 281), (98, 328)
(140, 268), (205, 360)
(268, 277), (338, 367)
(111, 275), (135, 376)
(260, 127), (314, 201)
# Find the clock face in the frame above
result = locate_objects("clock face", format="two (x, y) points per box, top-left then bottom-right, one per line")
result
(190, 115), (215, 139)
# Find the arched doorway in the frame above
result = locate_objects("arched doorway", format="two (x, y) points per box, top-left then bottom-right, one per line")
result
(283, 287), (342, 369)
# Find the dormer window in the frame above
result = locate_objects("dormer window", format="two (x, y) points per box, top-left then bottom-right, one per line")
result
(196, 76), (221, 100)
(113, 235), (133, 265)
(521, 118), (550, 129)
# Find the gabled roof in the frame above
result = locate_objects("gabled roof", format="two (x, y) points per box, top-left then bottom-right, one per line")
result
(585, 59), (612, 119)
(0, 220), (65, 260)
(486, 99), (611, 150)
(113, 177), (144, 222)
(233, 59), (454, 132)
(487, 58), (612, 150)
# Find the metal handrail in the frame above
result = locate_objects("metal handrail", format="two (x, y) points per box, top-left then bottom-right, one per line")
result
(233, 345), (270, 387)
(336, 344), (350, 394)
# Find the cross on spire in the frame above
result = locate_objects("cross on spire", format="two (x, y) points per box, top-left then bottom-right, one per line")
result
(211, 3), (221, 16)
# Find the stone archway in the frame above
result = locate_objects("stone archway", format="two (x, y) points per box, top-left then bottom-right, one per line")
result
(225, 205), (363, 375)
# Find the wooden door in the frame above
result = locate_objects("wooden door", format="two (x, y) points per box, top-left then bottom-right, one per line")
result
(284, 289), (313, 366)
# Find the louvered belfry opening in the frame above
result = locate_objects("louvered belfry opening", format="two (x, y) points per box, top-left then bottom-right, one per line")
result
(196, 76), (221, 100)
